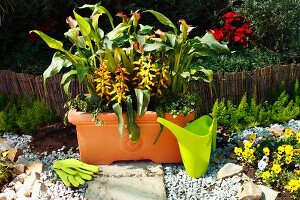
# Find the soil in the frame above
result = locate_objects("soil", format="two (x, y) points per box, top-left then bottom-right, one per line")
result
(29, 122), (78, 154)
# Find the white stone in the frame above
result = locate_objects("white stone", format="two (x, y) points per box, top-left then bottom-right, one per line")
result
(0, 188), (17, 200)
(0, 138), (14, 151)
(17, 172), (40, 197)
(26, 160), (43, 175)
(217, 163), (243, 179)
(257, 185), (279, 200)
(31, 180), (47, 199)
(238, 181), (262, 200)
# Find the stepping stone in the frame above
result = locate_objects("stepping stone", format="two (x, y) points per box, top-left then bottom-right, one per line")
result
(85, 161), (167, 200)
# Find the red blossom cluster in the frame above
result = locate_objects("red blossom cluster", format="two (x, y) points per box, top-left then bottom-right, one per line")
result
(208, 11), (253, 48)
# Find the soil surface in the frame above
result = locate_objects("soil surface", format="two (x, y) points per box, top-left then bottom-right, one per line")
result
(29, 122), (78, 153)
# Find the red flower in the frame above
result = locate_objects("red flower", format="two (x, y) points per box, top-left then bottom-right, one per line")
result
(208, 28), (224, 41)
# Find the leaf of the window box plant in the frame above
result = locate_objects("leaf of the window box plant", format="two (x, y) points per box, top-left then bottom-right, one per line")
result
(153, 106), (165, 144)
(30, 30), (64, 51)
(94, 6), (114, 29)
(137, 35), (146, 46)
(73, 11), (91, 37)
(144, 10), (178, 35)
(144, 43), (163, 52)
(126, 96), (140, 143)
(105, 48), (118, 72)
(138, 24), (154, 35)
(135, 89), (151, 116)
(61, 70), (77, 95)
(106, 23), (131, 41)
(76, 65), (87, 84)
(43, 52), (72, 93)
(200, 33), (229, 53)
(166, 33), (176, 47)
(64, 29), (87, 48)
(190, 66), (213, 83)
(113, 103), (124, 137)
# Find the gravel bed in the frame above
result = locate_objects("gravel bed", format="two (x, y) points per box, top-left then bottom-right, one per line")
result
(2, 133), (85, 200)
(163, 119), (300, 200)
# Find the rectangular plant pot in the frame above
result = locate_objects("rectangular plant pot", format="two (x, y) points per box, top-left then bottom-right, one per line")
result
(68, 109), (195, 164)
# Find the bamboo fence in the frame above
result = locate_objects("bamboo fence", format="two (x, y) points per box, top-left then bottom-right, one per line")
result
(0, 64), (300, 118)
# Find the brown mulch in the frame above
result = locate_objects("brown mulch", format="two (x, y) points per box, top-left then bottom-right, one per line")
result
(29, 122), (78, 154)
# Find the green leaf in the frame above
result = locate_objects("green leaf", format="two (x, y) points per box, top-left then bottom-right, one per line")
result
(125, 96), (140, 143)
(135, 89), (151, 117)
(95, 6), (114, 29)
(64, 29), (86, 48)
(166, 33), (176, 47)
(106, 23), (131, 40)
(144, 10), (178, 34)
(200, 33), (229, 53)
(105, 48), (118, 72)
(138, 24), (154, 35)
(144, 43), (163, 52)
(43, 52), (72, 93)
(199, 68), (213, 83)
(30, 30), (64, 51)
(153, 107), (165, 144)
(76, 65), (87, 84)
(73, 10), (91, 37)
(112, 103), (124, 137)
(61, 70), (77, 95)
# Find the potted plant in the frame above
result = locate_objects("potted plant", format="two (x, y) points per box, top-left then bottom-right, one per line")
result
(31, 2), (228, 164)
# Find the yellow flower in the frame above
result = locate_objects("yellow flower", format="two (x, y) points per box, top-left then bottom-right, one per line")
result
(261, 171), (271, 180)
(278, 146), (285, 154)
(296, 132), (300, 142)
(294, 149), (300, 155)
(263, 147), (270, 156)
(295, 170), (300, 176)
(286, 179), (300, 192)
(272, 164), (282, 174)
(248, 133), (257, 143)
(244, 141), (252, 148)
(285, 145), (294, 155)
(234, 147), (243, 156)
(285, 156), (292, 164)
(284, 128), (293, 137)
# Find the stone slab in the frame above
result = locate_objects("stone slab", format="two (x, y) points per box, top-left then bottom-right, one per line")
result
(85, 161), (166, 200)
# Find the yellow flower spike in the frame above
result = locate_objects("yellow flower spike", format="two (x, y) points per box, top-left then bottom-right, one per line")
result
(263, 147), (270, 156)
(261, 171), (271, 180)
(278, 146), (285, 154)
(94, 62), (112, 99)
(271, 164), (282, 174)
(284, 128), (293, 137)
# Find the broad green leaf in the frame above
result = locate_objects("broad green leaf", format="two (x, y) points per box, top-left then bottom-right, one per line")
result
(113, 103), (124, 137)
(166, 33), (176, 47)
(43, 52), (72, 93)
(106, 23), (131, 40)
(138, 24), (154, 35)
(144, 10), (178, 34)
(199, 68), (214, 83)
(135, 89), (151, 117)
(30, 30), (64, 51)
(64, 29), (86, 48)
(95, 6), (114, 29)
(73, 11), (91, 37)
(126, 96), (140, 143)
(136, 35), (146, 46)
(105, 48), (118, 72)
(76, 65), (87, 84)
(144, 43), (163, 52)
(200, 33), (229, 53)
(61, 70), (77, 95)
(153, 107), (165, 144)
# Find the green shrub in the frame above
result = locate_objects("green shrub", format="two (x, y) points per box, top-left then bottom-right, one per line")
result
(238, 0), (300, 60)
(211, 81), (300, 133)
(197, 48), (284, 72)
(0, 95), (58, 134)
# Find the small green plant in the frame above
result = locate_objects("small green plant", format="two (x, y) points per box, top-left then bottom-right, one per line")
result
(0, 164), (12, 188)
(0, 95), (58, 134)
(211, 80), (300, 133)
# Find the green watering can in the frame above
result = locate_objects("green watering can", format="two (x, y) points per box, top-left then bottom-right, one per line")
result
(157, 115), (217, 178)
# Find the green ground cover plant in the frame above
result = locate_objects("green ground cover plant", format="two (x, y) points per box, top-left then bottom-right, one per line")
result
(211, 80), (300, 133)
(0, 95), (58, 134)
(233, 129), (300, 199)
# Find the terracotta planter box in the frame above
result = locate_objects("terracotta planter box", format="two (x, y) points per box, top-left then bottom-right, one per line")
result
(68, 109), (195, 164)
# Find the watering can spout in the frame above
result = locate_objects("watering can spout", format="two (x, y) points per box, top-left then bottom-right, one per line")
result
(157, 115), (217, 178)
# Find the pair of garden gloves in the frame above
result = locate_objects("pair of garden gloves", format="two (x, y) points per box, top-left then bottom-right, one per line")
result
(52, 159), (100, 187)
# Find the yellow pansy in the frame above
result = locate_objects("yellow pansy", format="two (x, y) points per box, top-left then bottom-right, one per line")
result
(286, 179), (300, 192)
(261, 171), (271, 180)
(276, 154), (282, 160)
(272, 164), (282, 174)
(234, 147), (243, 156)
(285, 145), (294, 155)
(248, 133), (257, 143)
(296, 132), (300, 142)
(284, 128), (293, 137)
(263, 147), (270, 156)
(295, 170), (300, 176)
(278, 146), (285, 154)
(244, 141), (252, 148)
(285, 156), (292, 164)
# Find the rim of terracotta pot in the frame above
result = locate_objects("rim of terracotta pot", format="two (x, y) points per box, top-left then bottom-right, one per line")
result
(68, 109), (195, 125)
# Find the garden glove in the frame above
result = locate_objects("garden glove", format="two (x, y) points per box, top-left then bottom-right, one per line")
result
(52, 159), (100, 187)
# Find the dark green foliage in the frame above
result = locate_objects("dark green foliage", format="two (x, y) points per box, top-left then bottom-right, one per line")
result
(197, 48), (284, 72)
(0, 92), (6, 111)
(0, 164), (12, 188)
(0, 95), (58, 134)
(211, 81), (300, 133)
(238, 0), (300, 61)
